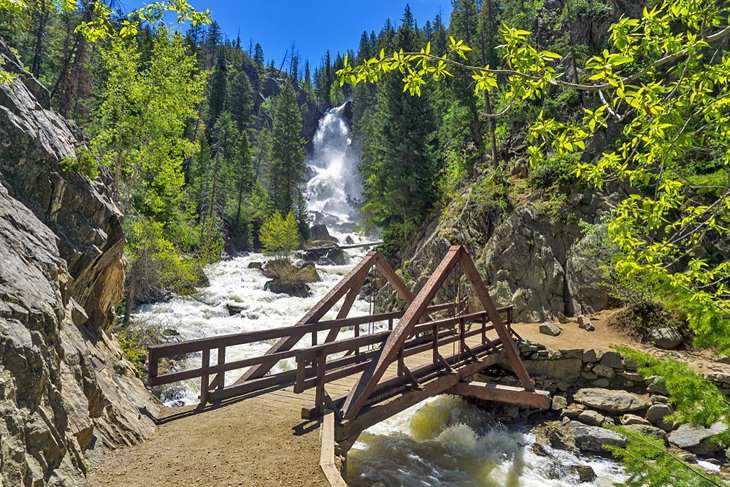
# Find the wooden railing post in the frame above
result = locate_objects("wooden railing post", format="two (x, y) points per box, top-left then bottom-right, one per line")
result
(459, 317), (466, 358)
(217, 346), (226, 391)
(148, 348), (159, 387)
(200, 348), (210, 406)
(315, 350), (326, 416)
(397, 345), (405, 377)
(432, 323), (438, 364)
(481, 314), (487, 345)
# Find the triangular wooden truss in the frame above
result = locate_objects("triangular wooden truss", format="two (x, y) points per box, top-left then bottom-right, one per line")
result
(341, 245), (535, 420)
(234, 250), (418, 385)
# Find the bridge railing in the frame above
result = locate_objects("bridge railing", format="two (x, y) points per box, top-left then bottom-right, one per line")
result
(147, 300), (461, 405)
(292, 305), (514, 418)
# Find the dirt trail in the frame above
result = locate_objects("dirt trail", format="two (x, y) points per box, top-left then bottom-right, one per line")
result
(88, 393), (326, 487)
(513, 309), (730, 376)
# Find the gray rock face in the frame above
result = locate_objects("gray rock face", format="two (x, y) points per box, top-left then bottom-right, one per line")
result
(0, 42), (156, 485)
(573, 388), (651, 413)
(389, 181), (619, 322)
(540, 322), (562, 336)
(650, 327), (683, 350)
(568, 421), (627, 453)
(669, 422), (729, 455)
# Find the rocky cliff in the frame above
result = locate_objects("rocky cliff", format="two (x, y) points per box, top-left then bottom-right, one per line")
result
(0, 41), (157, 485)
(393, 182), (624, 323)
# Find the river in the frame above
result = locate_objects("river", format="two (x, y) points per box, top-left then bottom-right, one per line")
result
(132, 104), (624, 486)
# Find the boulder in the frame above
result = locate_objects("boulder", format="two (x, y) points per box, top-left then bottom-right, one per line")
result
(646, 403), (673, 424)
(577, 315), (596, 331)
(345, 235), (355, 245)
(310, 224), (338, 243)
(592, 364), (615, 379)
(571, 465), (597, 483)
(247, 261), (263, 269)
(624, 424), (668, 442)
(647, 376), (669, 395)
(556, 312), (569, 324)
(668, 422), (729, 455)
(650, 327), (683, 350)
(599, 351), (623, 369)
(540, 323), (562, 336)
(264, 280), (311, 298)
(577, 409), (607, 427)
(573, 388), (651, 413)
(569, 421), (627, 454)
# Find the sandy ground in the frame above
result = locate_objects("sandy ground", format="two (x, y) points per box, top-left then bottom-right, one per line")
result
(89, 309), (729, 486)
(88, 394), (327, 487)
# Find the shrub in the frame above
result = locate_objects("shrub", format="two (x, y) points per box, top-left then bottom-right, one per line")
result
(59, 146), (100, 180)
(259, 211), (300, 254)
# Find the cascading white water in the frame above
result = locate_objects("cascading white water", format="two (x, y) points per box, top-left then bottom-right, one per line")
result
(305, 103), (362, 239)
(132, 106), (624, 486)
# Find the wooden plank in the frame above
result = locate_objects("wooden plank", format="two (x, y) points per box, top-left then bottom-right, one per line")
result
(458, 251), (535, 392)
(449, 383), (551, 409)
(235, 251), (381, 384)
(342, 246), (465, 419)
(320, 413), (348, 487)
(323, 270), (369, 343)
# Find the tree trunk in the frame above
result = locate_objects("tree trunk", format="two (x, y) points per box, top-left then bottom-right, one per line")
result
(31, 0), (49, 78)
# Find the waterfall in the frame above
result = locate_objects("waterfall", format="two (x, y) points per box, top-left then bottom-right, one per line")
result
(305, 103), (362, 239)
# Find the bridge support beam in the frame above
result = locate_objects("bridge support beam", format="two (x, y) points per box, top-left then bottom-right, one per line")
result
(449, 382), (551, 410)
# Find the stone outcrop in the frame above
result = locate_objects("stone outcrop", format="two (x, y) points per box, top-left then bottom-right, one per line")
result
(391, 182), (623, 322)
(0, 40), (157, 485)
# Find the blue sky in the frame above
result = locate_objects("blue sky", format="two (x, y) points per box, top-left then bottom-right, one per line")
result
(128, 1), (449, 66)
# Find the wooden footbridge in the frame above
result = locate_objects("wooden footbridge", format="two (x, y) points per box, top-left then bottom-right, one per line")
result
(146, 245), (549, 485)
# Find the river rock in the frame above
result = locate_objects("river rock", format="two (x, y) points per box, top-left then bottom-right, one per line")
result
(247, 261), (263, 269)
(668, 422), (729, 454)
(568, 421), (627, 454)
(621, 414), (651, 426)
(645, 403), (673, 424)
(540, 323), (562, 336)
(571, 465), (597, 483)
(624, 424), (668, 442)
(310, 224), (338, 243)
(650, 327), (683, 350)
(264, 280), (311, 298)
(552, 395), (568, 411)
(577, 409), (607, 426)
(573, 388), (651, 413)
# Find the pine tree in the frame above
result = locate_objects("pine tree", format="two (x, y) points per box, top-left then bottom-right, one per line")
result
(361, 11), (437, 250)
(230, 131), (256, 248)
(270, 82), (305, 217)
(207, 51), (228, 127)
(225, 69), (254, 131)
(253, 42), (265, 68)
